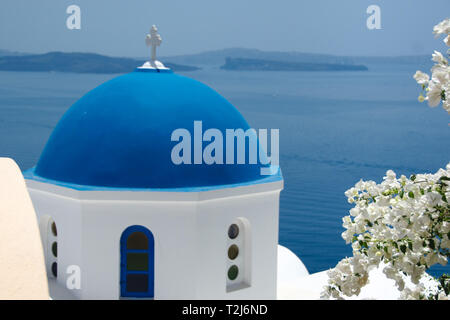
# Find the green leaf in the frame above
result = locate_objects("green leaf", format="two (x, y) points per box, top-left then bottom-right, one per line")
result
(408, 191), (415, 199)
(359, 241), (368, 249)
(411, 174), (416, 181)
(400, 244), (407, 254)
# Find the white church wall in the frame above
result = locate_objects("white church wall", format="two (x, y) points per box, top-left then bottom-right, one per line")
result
(27, 185), (84, 299)
(80, 198), (198, 300)
(195, 189), (281, 299)
(26, 179), (283, 300)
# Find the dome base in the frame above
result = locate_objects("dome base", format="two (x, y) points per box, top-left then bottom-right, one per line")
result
(138, 60), (169, 70)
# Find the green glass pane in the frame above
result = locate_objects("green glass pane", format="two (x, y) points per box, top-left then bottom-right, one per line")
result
(228, 265), (239, 280)
(52, 242), (57, 257)
(127, 232), (148, 250)
(228, 245), (239, 260)
(127, 253), (148, 271)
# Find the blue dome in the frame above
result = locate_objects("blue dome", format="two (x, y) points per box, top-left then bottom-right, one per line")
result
(32, 68), (278, 189)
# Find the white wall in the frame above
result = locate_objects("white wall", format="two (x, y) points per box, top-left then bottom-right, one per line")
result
(28, 188), (83, 299)
(195, 190), (281, 299)
(80, 199), (198, 299)
(26, 179), (283, 300)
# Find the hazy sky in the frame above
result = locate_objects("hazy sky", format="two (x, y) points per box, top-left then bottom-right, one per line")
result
(0, 0), (448, 57)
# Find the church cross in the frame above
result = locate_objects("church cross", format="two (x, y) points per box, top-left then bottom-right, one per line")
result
(146, 25), (162, 62)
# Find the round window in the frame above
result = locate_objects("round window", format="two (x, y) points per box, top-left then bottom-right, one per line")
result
(228, 244), (239, 260)
(228, 224), (239, 239)
(227, 265), (239, 280)
(51, 242), (57, 257)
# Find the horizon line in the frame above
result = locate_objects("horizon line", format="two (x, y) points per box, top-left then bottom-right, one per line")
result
(0, 47), (433, 60)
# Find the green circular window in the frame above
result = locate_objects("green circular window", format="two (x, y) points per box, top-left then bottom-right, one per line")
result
(228, 224), (239, 239)
(227, 265), (239, 280)
(51, 262), (57, 278)
(51, 242), (57, 257)
(51, 222), (57, 237)
(228, 245), (239, 260)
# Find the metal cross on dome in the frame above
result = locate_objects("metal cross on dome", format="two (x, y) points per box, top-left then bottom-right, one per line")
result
(146, 25), (162, 62)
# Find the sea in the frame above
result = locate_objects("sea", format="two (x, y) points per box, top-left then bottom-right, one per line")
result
(0, 60), (449, 277)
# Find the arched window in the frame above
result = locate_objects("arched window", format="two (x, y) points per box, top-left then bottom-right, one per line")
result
(120, 225), (154, 298)
(226, 217), (251, 292)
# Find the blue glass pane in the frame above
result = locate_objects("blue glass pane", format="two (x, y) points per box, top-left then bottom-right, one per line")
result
(126, 274), (148, 293)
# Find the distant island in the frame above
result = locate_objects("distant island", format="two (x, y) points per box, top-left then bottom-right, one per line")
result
(161, 48), (429, 67)
(0, 48), (431, 74)
(0, 52), (200, 74)
(220, 57), (368, 72)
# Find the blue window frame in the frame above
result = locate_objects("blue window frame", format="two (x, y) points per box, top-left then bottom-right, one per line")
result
(120, 225), (154, 298)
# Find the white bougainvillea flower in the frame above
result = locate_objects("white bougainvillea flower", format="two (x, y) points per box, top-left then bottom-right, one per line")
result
(432, 50), (448, 65)
(427, 80), (444, 107)
(322, 163), (450, 300)
(413, 71), (430, 85)
(324, 18), (450, 301)
(444, 97), (450, 113)
(433, 18), (450, 36)
(414, 19), (449, 114)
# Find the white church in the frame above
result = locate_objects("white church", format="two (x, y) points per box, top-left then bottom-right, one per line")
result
(0, 26), (430, 300)
(21, 25), (289, 300)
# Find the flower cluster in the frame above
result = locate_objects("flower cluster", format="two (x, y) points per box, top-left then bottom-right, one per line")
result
(322, 164), (450, 300)
(414, 19), (450, 113)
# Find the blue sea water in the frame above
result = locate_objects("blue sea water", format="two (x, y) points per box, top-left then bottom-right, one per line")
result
(0, 62), (449, 277)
